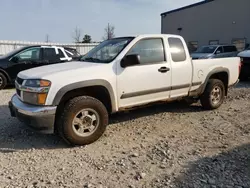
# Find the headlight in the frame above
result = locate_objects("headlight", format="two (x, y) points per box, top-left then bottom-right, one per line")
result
(19, 79), (51, 105)
(25, 79), (51, 87)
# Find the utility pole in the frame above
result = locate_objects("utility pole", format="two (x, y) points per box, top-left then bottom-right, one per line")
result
(45, 34), (50, 43)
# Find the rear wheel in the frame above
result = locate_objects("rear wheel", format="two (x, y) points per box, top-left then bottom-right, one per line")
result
(200, 79), (225, 110)
(0, 73), (7, 90)
(58, 96), (108, 146)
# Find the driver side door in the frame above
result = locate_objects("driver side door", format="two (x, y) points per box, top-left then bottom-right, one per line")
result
(117, 37), (172, 108)
(7, 47), (42, 80)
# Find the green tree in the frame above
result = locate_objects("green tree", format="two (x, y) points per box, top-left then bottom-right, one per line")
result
(82, 34), (92, 43)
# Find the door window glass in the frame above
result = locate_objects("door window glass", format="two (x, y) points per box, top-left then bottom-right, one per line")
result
(44, 48), (59, 62)
(188, 41), (198, 53)
(127, 38), (165, 64)
(224, 46), (237, 52)
(168, 38), (186, 62)
(58, 49), (65, 58)
(216, 47), (223, 54)
(15, 48), (40, 60)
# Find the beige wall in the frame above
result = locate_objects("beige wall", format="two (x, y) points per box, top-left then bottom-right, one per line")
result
(161, 0), (250, 51)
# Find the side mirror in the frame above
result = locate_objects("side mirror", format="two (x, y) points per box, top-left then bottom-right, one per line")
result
(11, 56), (19, 63)
(216, 50), (221, 54)
(120, 54), (140, 68)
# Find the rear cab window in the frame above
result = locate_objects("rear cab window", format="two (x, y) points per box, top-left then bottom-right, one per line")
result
(168, 37), (186, 62)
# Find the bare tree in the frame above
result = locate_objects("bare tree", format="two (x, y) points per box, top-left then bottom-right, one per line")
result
(45, 34), (50, 43)
(103, 23), (115, 40)
(72, 26), (82, 43)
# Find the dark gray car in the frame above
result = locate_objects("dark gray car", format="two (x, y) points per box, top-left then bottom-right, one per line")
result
(191, 45), (238, 59)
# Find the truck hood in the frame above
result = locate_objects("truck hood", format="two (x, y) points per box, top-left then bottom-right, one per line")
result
(191, 53), (213, 59)
(18, 61), (105, 79)
(238, 50), (250, 58)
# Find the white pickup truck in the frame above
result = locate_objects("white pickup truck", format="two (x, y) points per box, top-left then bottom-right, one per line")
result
(9, 34), (240, 146)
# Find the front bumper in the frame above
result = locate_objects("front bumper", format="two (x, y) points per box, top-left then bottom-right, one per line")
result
(9, 94), (57, 134)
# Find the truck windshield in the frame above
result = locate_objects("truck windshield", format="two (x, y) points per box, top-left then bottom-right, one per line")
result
(81, 37), (135, 63)
(195, 46), (217, 53)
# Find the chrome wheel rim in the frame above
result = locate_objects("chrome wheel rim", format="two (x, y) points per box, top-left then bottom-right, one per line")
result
(72, 108), (100, 137)
(211, 86), (222, 105)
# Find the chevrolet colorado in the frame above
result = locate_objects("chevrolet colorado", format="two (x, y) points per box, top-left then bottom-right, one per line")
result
(9, 34), (240, 146)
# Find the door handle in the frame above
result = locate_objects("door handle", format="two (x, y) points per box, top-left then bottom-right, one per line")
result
(158, 67), (170, 73)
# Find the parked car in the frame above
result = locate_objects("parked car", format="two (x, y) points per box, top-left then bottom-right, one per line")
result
(238, 47), (250, 81)
(9, 34), (240, 146)
(191, 45), (238, 59)
(0, 45), (74, 89)
(63, 47), (82, 60)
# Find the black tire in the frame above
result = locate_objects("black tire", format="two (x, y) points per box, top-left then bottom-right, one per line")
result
(58, 96), (108, 146)
(200, 79), (225, 110)
(0, 73), (7, 90)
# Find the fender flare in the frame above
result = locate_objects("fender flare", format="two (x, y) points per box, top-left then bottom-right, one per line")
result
(189, 67), (230, 96)
(52, 79), (116, 112)
(201, 67), (229, 93)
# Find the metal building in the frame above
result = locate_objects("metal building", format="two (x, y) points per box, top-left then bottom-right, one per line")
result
(161, 0), (250, 52)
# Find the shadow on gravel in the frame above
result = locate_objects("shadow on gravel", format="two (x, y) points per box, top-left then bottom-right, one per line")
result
(235, 81), (250, 89)
(171, 144), (250, 188)
(0, 101), (202, 152)
(110, 101), (203, 124)
(0, 105), (67, 152)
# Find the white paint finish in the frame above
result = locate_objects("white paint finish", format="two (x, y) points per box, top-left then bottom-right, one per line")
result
(16, 34), (240, 112)
(166, 36), (193, 98)
(192, 57), (240, 86)
(115, 35), (172, 108)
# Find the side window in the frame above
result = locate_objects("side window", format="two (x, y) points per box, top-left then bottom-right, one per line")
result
(168, 38), (186, 62)
(43, 48), (59, 62)
(65, 50), (74, 57)
(216, 47), (223, 53)
(188, 41), (198, 53)
(127, 38), (165, 64)
(224, 46), (237, 52)
(15, 48), (40, 60)
(58, 49), (65, 58)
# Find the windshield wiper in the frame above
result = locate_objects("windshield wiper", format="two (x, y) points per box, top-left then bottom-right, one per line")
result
(82, 57), (102, 62)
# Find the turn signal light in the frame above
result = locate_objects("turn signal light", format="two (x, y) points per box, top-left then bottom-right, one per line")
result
(38, 93), (48, 105)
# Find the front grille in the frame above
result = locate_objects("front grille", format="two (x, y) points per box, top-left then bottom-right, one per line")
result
(16, 89), (21, 97)
(16, 77), (24, 85)
(15, 77), (23, 99)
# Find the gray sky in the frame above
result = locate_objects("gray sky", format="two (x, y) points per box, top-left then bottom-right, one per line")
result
(0, 0), (200, 43)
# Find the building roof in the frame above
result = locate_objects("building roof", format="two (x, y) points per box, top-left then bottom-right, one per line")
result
(161, 0), (215, 16)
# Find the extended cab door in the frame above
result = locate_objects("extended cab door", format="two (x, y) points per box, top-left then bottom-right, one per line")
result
(117, 37), (172, 108)
(167, 37), (193, 98)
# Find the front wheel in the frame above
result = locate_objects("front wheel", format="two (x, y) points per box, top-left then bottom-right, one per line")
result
(58, 96), (108, 146)
(200, 79), (225, 110)
(0, 73), (7, 90)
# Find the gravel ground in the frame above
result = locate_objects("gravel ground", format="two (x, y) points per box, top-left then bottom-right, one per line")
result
(0, 82), (250, 188)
